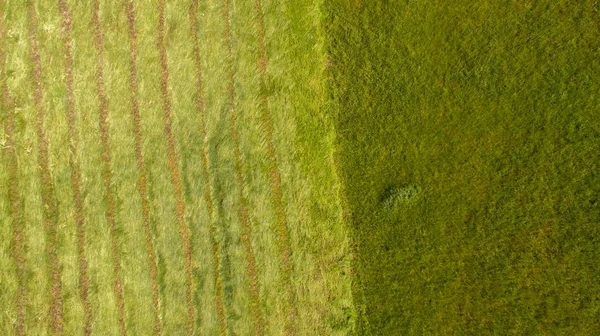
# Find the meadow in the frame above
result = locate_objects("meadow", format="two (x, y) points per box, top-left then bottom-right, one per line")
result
(2, 0), (600, 335)
(326, 0), (600, 334)
(0, 0), (353, 334)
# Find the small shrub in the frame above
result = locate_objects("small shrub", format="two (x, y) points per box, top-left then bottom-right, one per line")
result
(382, 185), (420, 211)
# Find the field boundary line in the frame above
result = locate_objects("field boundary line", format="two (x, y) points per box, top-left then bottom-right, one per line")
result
(91, 1), (127, 334)
(124, 2), (163, 334)
(189, 1), (228, 335)
(252, 1), (298, 334)
(330, 96), (365, 334)
(156, 0), (196, 333)
(26, 3), (65, 334)
(222, 1), (265, 334)
(0, 6), (27, 334)
(57, 1), (93, 334)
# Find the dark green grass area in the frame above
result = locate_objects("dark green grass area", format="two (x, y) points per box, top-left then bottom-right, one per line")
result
(326, 0), (600, 334)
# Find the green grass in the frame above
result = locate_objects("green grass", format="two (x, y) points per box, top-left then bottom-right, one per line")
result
(0, 0), (353, 335)
(326, 0), (600, 334)
(3, 0), (599, 334)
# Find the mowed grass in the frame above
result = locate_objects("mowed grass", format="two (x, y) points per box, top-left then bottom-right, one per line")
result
(326, 0), (600, 334)
(0, 0), (353, 335)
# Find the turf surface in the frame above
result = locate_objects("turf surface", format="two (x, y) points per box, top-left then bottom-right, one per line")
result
(326, 0), (600, 334)
(2, 0), (600, 335)
(0, 0), (353, 334)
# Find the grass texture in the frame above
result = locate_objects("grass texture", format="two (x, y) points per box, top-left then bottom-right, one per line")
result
(0, 0), (353, 335)
(2, 0), (600, 335)
(326, 0), (600, 334)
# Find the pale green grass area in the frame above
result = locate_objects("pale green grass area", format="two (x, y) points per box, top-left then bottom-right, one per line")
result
(1, 0), (354, 335)
(164, 1), (220, 334)
(70, 1), (121, 334)
(200, 0), (256, 333)
(0, 34), (16, 327)
(3, 2), (50, 335)
(99, 1), (157, 334)
(260, 0), (354, 334)
(114, 0), (192, 333)
(229, 1), (286, 335)
(0, 128), (16, 333)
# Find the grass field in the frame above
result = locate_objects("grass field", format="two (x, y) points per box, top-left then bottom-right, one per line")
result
(327, 0), (600, 334)
(0, 0), (353, 335)
(2, 0), (600, 335)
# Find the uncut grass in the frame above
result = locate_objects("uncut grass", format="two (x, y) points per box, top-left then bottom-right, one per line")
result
(327, 0), (600, 334)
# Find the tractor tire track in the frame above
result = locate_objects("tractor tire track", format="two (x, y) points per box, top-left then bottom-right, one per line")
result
(26, 3), (64, 334)
(0, 7), (27, 334)
(57, 1), (93, 334)
(124, 2), (163, 334)
(156, 0), (196, 333)
(252, 1), (298, 333)
(91, 2), (127, 334)
(222, 1), (265, 334)
(189, 1), (227, 335)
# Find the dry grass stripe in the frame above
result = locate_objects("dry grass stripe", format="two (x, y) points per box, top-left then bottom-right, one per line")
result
(252, 1), (297, 333)
(222, 0), (265, 334)
(124, 1), (163, 334)
(156, 0), (196, 333)
(189, 1), (227, 335)
(0, 7), (27, 334)
(91, 1), (127, 334)
(57, 1), (93, 334)
(26, 3), (64, 334)
(2, 88), (27, 336)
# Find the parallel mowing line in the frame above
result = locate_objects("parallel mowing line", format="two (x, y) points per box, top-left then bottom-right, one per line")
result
(26, 4), (64, 335)
(252, 1), (297, 334)
(124, 2), (163, 335)
(222, 0), (265, 334)
(91, 2), (127, 335)
(0, 6), (27, 334)
(156, 1), (196, 334)
(189, 1), (227, 335)
(57, 1), (93, 334)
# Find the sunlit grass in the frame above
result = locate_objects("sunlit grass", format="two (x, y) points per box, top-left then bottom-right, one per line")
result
(0, 0), (354, 334)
